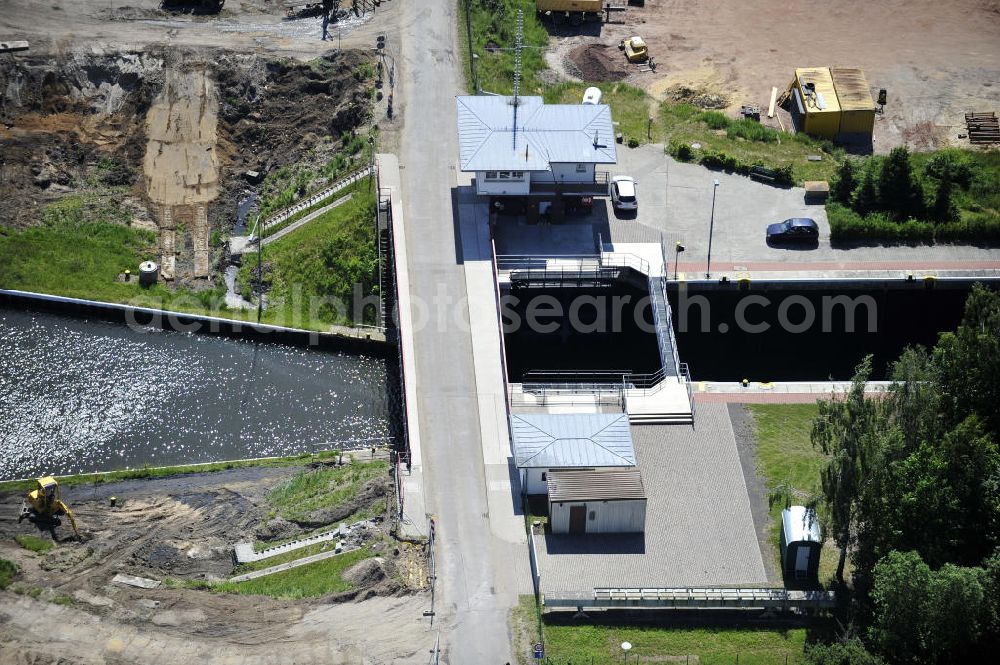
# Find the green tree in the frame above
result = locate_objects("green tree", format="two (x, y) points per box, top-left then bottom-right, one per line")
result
(853, 166), (879, 216)
(832, 159), (858, 205)
(878, 147), (924, 220)
(933, 284), (1000, 434)
(869, 550), (931, 663)
(812, 356), (879, 583)
(931, 177), (958, 223)
(924, 563), (989, 661)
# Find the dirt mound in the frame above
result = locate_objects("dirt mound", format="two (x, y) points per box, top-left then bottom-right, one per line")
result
(568, 44), (629, 82)
(663, 83), (730, 109)
(343, 556), (387, 586)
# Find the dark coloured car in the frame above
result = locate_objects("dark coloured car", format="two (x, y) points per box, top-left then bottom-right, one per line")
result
(766, 218), (819, 243)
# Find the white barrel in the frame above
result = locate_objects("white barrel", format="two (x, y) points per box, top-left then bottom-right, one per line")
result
(139, 261), (159, 287)
(582, 87), (602, 105)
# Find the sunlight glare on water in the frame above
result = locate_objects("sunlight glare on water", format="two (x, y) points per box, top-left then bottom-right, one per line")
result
(0, 308), (391, 479)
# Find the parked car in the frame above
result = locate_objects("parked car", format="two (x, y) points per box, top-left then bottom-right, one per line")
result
(766, 218), (819, 243)
(610, 176), (638, 211)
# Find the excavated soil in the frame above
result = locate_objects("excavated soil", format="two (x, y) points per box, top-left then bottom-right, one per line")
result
(0, 47), (372, 281)
(0, 463), (428, 663)
(567, 44), (629, 82)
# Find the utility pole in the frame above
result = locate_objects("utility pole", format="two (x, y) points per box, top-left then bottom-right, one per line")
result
(464, 0), (477, 92)
(705, 179), (720, 278)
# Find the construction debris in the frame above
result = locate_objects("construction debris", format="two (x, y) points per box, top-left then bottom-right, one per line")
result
(966, 112), (1000, 144)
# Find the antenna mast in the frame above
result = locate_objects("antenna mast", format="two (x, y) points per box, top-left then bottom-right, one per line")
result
(512, 8), (523, 150)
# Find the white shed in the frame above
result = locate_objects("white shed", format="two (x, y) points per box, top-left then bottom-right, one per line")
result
(547, 469), (646, 534)
(511, 413), (636, 495)
(781, 506), (822, 581)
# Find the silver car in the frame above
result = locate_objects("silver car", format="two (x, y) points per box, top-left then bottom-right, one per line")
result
(610, 175), (638, 211)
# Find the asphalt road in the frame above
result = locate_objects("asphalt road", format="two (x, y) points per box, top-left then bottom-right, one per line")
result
(396, 2), (516, 663)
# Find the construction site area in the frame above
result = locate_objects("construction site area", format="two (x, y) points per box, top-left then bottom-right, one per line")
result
(0, 456), (430, 664)
(542, 0), (1000, 151)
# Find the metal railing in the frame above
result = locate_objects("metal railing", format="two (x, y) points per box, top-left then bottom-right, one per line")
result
(528, 170), (610, 195)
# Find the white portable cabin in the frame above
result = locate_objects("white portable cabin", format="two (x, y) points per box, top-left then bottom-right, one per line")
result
(781, 506), (822, 581)
(547, 469), (646, 534)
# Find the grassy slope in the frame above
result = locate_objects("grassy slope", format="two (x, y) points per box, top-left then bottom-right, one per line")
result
(237, 184), (378, 329)
(0, 450), (344, 494)
(0, 559), (16, 590)
(215, 546), (372, 599)
(266, 460), (388, 523)
(518, 598), (807, 665)
(660, 105), (842, 183)
(749, 403), (844, 585)
(461, 0), (549, 96)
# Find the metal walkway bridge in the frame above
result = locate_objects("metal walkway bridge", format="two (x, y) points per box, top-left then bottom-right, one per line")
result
(543, 587), (838, 612)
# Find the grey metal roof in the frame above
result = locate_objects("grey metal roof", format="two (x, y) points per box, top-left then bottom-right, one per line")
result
(782, 506), (822, 544)
(456, 95), (618, 172)
(511, 413), (635, 468)
(547, 469), (646, 502)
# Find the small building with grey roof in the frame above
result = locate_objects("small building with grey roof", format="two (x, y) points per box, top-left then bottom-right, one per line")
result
(456, 95), (617, 198)
(511, 412), (636, 495)
(548, 469), (647, 534)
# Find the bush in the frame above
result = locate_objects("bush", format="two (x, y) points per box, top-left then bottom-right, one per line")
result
(827, 203), (935, 243)
(675, 142), (693, 161)
(924, 150), (975, 189)
(699, 110), (730, 130)
(627, 136), (640, 148)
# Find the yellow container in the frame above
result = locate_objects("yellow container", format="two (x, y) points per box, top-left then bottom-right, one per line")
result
(792, 67), (841, 140)
(830, 68), (876, 137)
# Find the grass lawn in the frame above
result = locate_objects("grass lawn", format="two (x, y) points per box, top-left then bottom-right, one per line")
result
(266, 460), (388, 523)
(516, 597), (808, 665)
(15, 534), (54, 554)
(237, 185), (379, 329)
(544, 82), (661, 146)
(214, 546), (372, 599)
(749, 403), (844, 585)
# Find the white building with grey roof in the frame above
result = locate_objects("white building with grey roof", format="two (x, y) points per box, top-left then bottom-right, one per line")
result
(511, 412), (637, 495)
(456, 95), (617, 197)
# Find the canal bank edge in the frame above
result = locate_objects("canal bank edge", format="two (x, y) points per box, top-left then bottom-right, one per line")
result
(0, 289), (389, 357)
(376, 153), (427, 539)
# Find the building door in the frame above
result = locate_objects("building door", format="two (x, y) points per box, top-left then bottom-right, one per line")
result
(795, 545), (810, 579)
(569, 505), (587, 534)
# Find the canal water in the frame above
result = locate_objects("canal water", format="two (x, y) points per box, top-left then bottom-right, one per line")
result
(0, 307), (391, 480)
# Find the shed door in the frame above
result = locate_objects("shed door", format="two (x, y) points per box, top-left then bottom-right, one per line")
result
(795, 545), (811, 578)
(569, 505), (587, 534)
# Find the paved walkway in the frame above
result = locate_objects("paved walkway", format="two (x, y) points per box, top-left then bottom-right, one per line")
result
(261, 193), (353, 246)
(694, 380), (891, 403)
(537, 403), (767, 596)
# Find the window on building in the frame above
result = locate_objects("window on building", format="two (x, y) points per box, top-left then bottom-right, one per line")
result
(541, 472), (547, 481)
(498, 171), (510, 179)
(511, 171), (523, 178)
(575, 163), (586, 173)
(485, 171), (497, 180)
(589, 511), (596, 520)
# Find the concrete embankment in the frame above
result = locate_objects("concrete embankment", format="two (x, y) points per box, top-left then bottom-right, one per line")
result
(0, 289), (388, 356)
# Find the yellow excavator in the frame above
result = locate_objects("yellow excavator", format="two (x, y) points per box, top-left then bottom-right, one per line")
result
(18, 477), (81, 540)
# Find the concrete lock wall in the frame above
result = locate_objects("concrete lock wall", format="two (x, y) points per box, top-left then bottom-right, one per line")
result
(475, 171), (531, 196)
(549, 499), (647, 534)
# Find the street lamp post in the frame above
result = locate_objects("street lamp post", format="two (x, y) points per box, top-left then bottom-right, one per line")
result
(673, 241), (686, 281)
(705, 178), (720, 278)
(622, 641), (633, 664)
